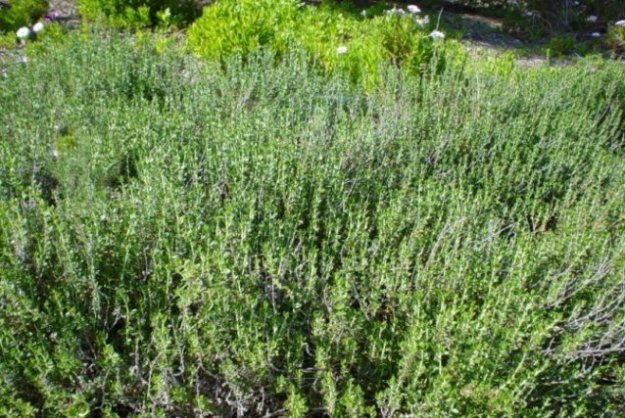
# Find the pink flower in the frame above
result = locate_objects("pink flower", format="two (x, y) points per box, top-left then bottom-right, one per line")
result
(44, 11), (61, 23)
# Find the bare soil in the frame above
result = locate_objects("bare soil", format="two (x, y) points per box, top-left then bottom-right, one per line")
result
(47, 0), (77, 18)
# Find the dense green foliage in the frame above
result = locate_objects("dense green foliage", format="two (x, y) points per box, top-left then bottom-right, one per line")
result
(77, 0), (199, 28)
(0, 0), (47, 32)
(187, 0), (463, 88)
(1, 30), (625, 416)
(607, 25), (625, 53)
(186, 0), (302, 60)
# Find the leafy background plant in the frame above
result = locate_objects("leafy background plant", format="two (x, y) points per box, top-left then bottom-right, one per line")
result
(77, 0), (200, 28)
(606, 25), (625, 53)
(187, 0), (463, 88)
(0, 0), (47, 32)
(186, 0), (301, 61)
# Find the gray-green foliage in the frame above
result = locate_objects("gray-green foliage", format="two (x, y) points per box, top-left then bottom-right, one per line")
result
(1, 32), (625, 417)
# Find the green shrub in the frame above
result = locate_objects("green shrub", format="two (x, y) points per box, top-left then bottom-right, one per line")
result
(296, 3), (445, 86)
(77, 0), (199, 28)
(0, 31), (15, 47)
(545, 34), (575, 57)
(606, 25), (625, 54)
(0, 0), (47, 33)
(294, 3), (388, 87)
(187, 0), (461, 88)
(2, 30), (625, 417)
(186, 0), (301, 61)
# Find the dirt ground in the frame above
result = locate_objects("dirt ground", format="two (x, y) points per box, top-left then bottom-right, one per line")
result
(442, 11), (550, 66)
(47, 0), (77, 18)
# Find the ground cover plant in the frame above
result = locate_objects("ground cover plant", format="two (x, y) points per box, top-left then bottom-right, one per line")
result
(1, 11), (625, 418)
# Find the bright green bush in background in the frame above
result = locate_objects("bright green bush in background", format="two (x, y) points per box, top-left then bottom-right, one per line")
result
(1, 30), (625, 416)
(0, 0), (47, 32)
(186, 0), (301, 60)
(77, 0), (199, 28)
(296, 2), (448, 86)
(187, 0), (463, 88)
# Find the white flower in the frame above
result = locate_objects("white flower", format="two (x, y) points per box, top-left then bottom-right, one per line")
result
(591, 32), (601, 38)
(16, 27), (30, 39)
(415, 15), (430, 27)
(407, 4), (421, 14)
(429, 30), (445, 40)
(360, 9), (367, 17)
(33, 22), (44, 33)
(336, 45), (348, 55)
(587, 15), (598, 23)
(386, 7), (405, 16)
(524, 11), (534, 17)
(615, 20), (625, 28)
